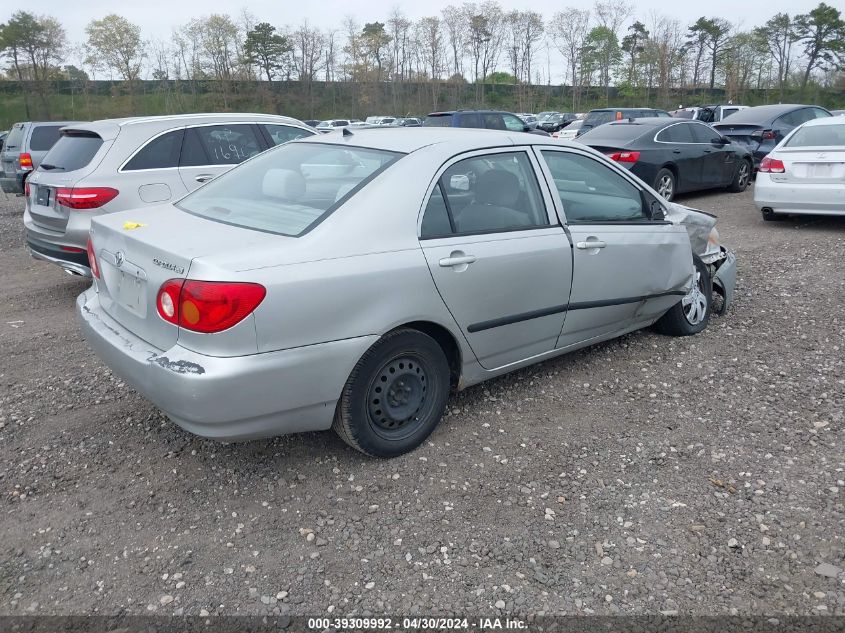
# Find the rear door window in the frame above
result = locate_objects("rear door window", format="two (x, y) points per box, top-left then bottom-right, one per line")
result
(458, 113), (480, 128)
(181, 124), (264, 167)
(40, 133), (104, 172)
(482, 113), (506, 130)
(123, 129), (184, 171)
(29, 126), (64, 151)
(261, 124), (314, 146)
(657, 123), (695, 143)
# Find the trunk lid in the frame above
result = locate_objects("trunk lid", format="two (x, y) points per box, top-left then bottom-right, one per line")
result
(713, 123), (763, 155)
(27, 131), (112, 234)
(90, 205), (284, 351)
(773, 148), (845, 184)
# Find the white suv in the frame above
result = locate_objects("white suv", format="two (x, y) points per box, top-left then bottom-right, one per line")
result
(24, 113), (315, 276)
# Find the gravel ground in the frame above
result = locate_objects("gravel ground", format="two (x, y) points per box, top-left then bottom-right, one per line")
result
(0, 187), (843, 617)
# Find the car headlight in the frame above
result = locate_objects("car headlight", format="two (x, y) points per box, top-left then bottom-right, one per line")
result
(708, 226), (720, 247)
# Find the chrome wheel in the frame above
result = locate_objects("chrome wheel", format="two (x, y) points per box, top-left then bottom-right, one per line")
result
(737, 162), (750, 189)
(657, 174), (674, 199)
(682, 271), (708, 325)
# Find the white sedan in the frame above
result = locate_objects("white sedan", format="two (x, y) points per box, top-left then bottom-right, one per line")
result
(754, 116), (845, 220)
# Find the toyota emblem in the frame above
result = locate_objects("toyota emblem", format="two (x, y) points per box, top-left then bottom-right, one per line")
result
(115, 251), (125, 268)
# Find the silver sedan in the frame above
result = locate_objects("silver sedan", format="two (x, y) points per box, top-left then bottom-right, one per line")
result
(78, 129), (736, 457)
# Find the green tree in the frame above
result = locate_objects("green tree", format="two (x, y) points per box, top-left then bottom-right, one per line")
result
(85, 14), (145, 84)
(583, 26), (621, 103)
(754, 13), (798, 101)
(361, 22), (392, 81)
(794, 2), (845, 98)
(621, 21), (649, 86)
(244, 22), (291, 81)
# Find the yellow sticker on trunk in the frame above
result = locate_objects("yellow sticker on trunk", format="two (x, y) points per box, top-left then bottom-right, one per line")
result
(123, 222), (146, 230)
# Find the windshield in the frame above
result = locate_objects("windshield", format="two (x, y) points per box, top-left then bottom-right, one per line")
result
(674, 110), (694, 119)
(785, 124), (845, 147)
(424, 115), (453, 127)
(177, 142), (402, 236)
(584, 111), (615, 127)
(39, 133), (104, 172)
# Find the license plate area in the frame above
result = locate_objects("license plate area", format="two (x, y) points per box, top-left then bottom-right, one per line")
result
(101, 252), (148, 318)
(36, 186), (51, 206)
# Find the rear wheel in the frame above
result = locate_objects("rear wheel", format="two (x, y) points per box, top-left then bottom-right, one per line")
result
(654, 168), (676, 201)
(333, 329), (450, 458)
(727, 160), (751, 192)
(655, 256), (711, 336)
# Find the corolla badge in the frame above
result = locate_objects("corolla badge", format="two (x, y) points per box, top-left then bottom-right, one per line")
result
(153, 258), (185, 275)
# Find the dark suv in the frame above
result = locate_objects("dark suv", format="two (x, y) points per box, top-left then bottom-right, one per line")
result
(423, 110), (550, 135)
(578, 108), (672, 136)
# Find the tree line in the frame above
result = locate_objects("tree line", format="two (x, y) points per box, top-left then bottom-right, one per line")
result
(1, 2), (843, 120)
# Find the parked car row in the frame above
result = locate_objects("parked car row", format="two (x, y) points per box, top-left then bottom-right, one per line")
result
(8, 99), (840, 457)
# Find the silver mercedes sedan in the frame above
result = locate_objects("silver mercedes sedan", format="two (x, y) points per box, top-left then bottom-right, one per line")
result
(77, 128), (737, 457)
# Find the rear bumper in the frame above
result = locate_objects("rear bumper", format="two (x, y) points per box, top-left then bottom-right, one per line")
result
(754, 175), (845, 216)
(24, 207), (95, 275)
(27, 235), (92, 276)
(77, 287), (377, 441)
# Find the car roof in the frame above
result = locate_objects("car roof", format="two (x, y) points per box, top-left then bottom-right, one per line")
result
(295, 127), (567, 154)
(800, 116), (845, 127)
(59, 113), (307, 141)
(715, 104), (817, 124)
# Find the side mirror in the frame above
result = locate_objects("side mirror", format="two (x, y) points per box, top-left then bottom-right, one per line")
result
(712, 137), (729, 145)
(523, 125), (531, 132)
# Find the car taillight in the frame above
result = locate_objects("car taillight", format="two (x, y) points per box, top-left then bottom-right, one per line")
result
(751, 129), (776, 141)
(19, 152), (33, 169)
(86, 237), (100, 279)
(156, 280), (266, 334)
(759, 156), (785, 173)
(56, 187), (119, 210)
(607, 151), (640, 163)
(24, 180), (31, 197)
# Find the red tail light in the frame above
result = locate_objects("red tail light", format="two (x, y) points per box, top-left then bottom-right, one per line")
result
(751, 129), (776, 141)
(56, 187), (119, 210)
(156, 280), (266, 334)
(607, 151), (640, 163)
(24, 180), (31, 197)
(86, 237), (100, 279)
(19, 152), (33, 169)
(759, 156), (785, 173)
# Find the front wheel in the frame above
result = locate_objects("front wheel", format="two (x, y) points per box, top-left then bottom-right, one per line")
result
(654, 168), (676, 201)
(655, 256), (712, 336)
(727, 160), (751, 192)
(333, 328), (451, 457)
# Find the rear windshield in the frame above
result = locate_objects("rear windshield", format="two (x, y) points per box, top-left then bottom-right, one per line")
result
(39, 133), (104, 172)
(673, 110), (694, 119)
(785, 124), (845, 147)
(29, 125), (65, 151)
(424, 115), (453, 127)
(177, 142), (402, 237)
(579, 123), (648, 143)
(4, 124), (25, 151)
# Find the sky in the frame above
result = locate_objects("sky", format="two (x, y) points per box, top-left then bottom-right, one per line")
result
(4, 0), (825, 81)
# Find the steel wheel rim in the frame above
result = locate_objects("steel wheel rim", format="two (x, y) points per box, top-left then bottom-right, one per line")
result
(367, 355), (430, 440)
(682, 270), (708, 325)
(738, 163), (749, 189)
(658, 175), (674, 199)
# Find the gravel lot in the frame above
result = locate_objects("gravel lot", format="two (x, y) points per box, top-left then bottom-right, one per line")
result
(0, 187), (843, 618)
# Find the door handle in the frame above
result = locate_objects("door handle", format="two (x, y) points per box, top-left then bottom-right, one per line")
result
(672, 149), (682, 154)
(194, 174), (214, 183)
(439, 255), (477, 267)
(576, 240), (607, 249)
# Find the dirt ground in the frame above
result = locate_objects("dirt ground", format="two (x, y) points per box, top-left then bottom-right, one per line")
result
(0, 187), (843, 616)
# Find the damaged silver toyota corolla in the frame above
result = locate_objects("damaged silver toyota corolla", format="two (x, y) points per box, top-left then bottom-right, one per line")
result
(77, 128), (737, 457)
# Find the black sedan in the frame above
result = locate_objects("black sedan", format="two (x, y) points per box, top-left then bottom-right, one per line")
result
(713, 104), (831, 168)
(577, 118), (753, 201)
(537, 112), (577, 133)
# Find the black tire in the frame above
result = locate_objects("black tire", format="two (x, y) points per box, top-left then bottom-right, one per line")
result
(654, 168), (676, 201)
(727, 159), (751, 193)
(332, 328), (450, 458)
(655, 256), (712, 336)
